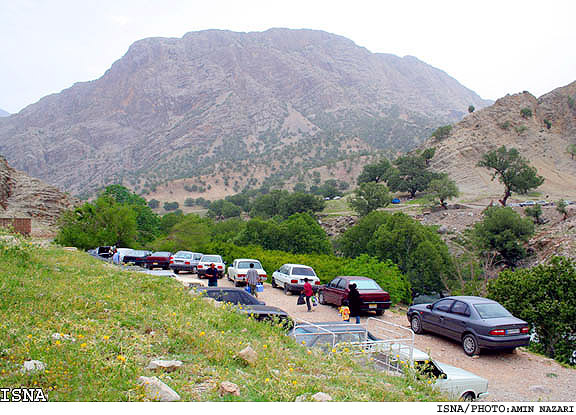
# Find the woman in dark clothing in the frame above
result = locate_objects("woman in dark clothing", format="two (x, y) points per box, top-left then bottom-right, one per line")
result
(347, 283), (362, 324)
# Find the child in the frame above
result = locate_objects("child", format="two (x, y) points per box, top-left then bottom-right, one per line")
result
(339, 299), (350, 322)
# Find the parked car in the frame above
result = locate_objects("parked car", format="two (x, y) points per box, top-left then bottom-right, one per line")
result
(196, 255), (225, 278)
(227, 258), (267, 286)
(391, 198), (401, 204)
(96, 246), (113, 258)
(145, 252), (172, 270)
(169, 251), (203, 274)
(407, 296), (530, 356)
(195, 287), (291, 326)
(318, 276), (391, 316)
(122, 250), (152, 267)
(520, 200), (536, 207)
(291, 321), (488, 400)
(271, 264), (322, 295)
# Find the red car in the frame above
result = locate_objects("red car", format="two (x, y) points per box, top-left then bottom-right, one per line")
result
(145, 252), (172, 270)
(318, 276), (391, 315)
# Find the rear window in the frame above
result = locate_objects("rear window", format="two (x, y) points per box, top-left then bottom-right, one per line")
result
(204, 290), (259, 305)
(350, 279), (381, 290)
(474, 303), (512, 319)
(202, 256), (222, 263)
(291, 267), (316, 277)
(152, 252), (170, 257)
(238, 261), (263, 269)
(175, 253), (193, 259)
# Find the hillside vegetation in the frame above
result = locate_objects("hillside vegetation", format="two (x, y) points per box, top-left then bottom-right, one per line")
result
(0, 235), (442, 401)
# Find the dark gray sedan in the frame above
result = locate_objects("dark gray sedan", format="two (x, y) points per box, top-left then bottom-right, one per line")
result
(407, 296), (530, 356)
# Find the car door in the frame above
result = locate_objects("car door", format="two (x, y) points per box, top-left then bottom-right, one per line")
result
(335, 278), (349, 306)
(443, 300), (471, 340)
(276, 265), (289, 286)
(422, 299), (454, 336)
(323, 278), (342, 305)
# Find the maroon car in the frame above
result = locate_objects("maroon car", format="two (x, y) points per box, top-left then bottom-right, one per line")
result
(145, 251), (172, 270)
(318, 276), (392, 315)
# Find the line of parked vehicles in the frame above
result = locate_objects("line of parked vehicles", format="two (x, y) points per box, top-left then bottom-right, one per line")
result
(87, 245), (543, 400)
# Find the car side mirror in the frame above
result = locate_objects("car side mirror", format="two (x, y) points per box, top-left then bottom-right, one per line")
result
(426, 304), (432, 310)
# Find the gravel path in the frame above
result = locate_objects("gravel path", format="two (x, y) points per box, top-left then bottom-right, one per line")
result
(175, 273), (576, 401)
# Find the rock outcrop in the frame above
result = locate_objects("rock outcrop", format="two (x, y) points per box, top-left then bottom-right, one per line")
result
(0, 156), (73, 231)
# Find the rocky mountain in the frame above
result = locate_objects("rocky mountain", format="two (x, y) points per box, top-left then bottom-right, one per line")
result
(0, 109), (9, 117)
(0, 156), (74, 231)
(425, 81), (576, 200)
(0, 28), (490, 197)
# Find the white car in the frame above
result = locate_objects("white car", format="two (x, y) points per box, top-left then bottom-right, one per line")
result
(410, 347), (489, 401)
(227, 258), (268, 286)
(271, 263), (321, 295)
(196, 254), (225, 278)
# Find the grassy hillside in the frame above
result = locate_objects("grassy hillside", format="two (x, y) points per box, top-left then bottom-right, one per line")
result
(0, 234), (443, 401)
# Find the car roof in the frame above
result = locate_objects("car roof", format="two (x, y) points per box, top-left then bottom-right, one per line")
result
(335, 276), (372, 280)
(283, 264), (313, 268)
(234, 258), (261, 262)
(444, 296), (498, 304)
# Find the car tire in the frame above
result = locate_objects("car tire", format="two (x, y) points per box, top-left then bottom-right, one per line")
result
(375, 309), (384, 316)
(173, 269), (179, 274)
(234, 280), (240, 287)
(460, 392), (475, 401)
(462, 333), (480, 356)
(410, 315), (424, 334)
(318, 291), (327, 305)
(283, 285), (291, 295)
(271, 278), (278, 288)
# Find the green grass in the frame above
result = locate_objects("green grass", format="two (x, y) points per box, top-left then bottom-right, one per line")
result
(0, 234), (443, 401)
(322, 196), (354, 215)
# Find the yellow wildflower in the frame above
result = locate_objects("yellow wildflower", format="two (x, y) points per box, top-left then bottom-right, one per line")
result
(80, 343), (87, 348)
(27, 334), (32, 339)
(265, 378), (270, 383)
(292, 380), (297, 385)
(116, 355), (127, 363)
(289, 367), (294, 372)
(263, 345), (268, 349)
(103, 335), (110, 340)
(199, 331), (205, 337)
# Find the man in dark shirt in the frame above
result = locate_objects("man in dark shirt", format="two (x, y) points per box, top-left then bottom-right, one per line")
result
(206, 263), (219, 287)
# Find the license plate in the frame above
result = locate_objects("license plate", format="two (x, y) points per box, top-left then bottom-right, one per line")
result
(153, 262), (158, 265)
(369, 304), (377, 309)
(507, 328), (520, 335)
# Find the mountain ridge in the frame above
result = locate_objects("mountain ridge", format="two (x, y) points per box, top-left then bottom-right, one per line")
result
(0, 28), (491, 197)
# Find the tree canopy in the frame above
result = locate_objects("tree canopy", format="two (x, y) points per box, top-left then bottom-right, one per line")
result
(427, 175), (459, 209)
(477, 146), (544, 206)
(348, 182), (391, 216)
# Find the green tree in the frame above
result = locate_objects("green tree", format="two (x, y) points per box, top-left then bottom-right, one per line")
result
(556, 199), (568, 220)
(163, 201), (180, 211)
(421, 147), (436, 167)
(293, 182), (307, 193)
(280, 213), (332, 255)
(431, 125), (452, 141)
(477, 146), (544, 206)
(387, 154), (440, 198)
(357, 158), (393, 184)
(524, 204), (543, 224)
(566, 144), (576, 160)
(472, 206), (534, 266)
(184, 198), (195, 207)
(520, 107), (533, 118)
(427, 175), (459, 209)
(207, 200), (242, 219)
(488, 256), (576, 363)
(151, 214), (212, 252)
(336, 211), (389, 257)
(56, 195), (138, 250)
(468, 105), (475, 113)
(349, 182), (391, 216)
(366, 212), (454, 294)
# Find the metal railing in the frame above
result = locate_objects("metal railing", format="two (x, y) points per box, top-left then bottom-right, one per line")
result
(292, 318), (415, 374)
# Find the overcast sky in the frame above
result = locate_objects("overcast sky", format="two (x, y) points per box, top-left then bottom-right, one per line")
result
(1, 0), (575, 114)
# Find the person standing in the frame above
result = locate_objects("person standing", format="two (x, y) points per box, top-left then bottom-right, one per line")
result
(246, 263), (260, 298)
(206, 263), (219, 287)
(303, 278), (314, 312)
(348, 283), (362, 324)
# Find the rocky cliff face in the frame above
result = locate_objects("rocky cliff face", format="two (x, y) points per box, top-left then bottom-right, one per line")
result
(0, 28), (490, 197)
(425, 81), (576, 199)
(0, 156), (74, 228)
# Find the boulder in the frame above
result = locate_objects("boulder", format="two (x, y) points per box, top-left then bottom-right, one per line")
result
(219, 381), (240, 396)
(146, 359), (183, 372)
(529, 385), (551, 394)
(312, 392), (333, 402)
(137, 376), (181, 402)
(237, 346), (257, 365)
(22, 360), (46, 373)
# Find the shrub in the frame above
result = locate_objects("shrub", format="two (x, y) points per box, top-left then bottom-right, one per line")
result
(431, 125), (452, 141)
(520, 108), (533, 118)
(163, 201), (180, 211)
(488, 256), (576, 365)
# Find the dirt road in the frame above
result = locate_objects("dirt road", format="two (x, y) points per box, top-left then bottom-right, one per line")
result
(175, 273), (576, 402)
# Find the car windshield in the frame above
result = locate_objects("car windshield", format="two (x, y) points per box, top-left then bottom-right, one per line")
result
(202, 256), (222, 263)
(175, 253), (193, 259)
(238, 261), (263, 269)
(474, 303), (512, 319)
(129, 250), (148, 257)
(351, 279), (381, 290)
(292, 267), (316, 277)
